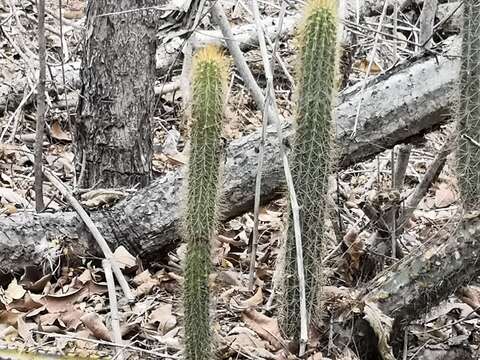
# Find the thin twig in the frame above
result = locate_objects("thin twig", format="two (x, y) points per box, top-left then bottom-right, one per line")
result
(35, 0), (46, 212)
(399, 138), (454, 229)
(248, 89), (270, 291)
(103, 259), (126, 360)
(351, 0), (389, 138)
(58, 0), (77, 189)
(248, 0), (288, 291)
(26, 153), (134, 301)
(210, 3), (269, 122)
(418, 0), (437, 52)
(249, 0), (307, 354)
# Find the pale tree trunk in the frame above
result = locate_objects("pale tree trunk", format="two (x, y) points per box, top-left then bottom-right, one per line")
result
(75, 0), (161, 188)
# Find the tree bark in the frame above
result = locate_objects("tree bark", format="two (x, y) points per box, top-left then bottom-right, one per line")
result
(75, 0), (161, 188)
(0, 45), (459, 274)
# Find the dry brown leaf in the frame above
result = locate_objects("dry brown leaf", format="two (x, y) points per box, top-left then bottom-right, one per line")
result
(4, 279), (26, 303)
(457, 286), (480, 311)
(0, 204), (17, 215)
(113, 246), (137, 269)
(241, 309), (283, 351)
(0, 310), (21, 326)
(7, 292), (44, 313)
(80, 313), (112, 341)
(363, 301), (395, 360)
(50, 121), (72, 141)
(150, 303), (177, 335)
(60, 308), (84, 330)
(80, 189), (126, 208)
(133, 270), (159, 296)
(41, 287), (87, 313)
(434, 182), (457, 208)
(0, 188), (29, 208)
(17, 316), (35, 343)
(354, 58), (382, 74)
(307, 353), (324, 360)
(258, 208), (282, 222)
(238, 287), (263, 309)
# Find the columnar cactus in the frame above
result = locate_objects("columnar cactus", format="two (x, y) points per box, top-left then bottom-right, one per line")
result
(182, 46), (228, 360)
(282, 0), (339, 338)
(457, 1), (480, 211)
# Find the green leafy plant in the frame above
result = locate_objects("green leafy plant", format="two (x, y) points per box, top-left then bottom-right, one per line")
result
(457, 0), (480, 211)
(281, 0), (339, 338)
(182, 46), (229, 360)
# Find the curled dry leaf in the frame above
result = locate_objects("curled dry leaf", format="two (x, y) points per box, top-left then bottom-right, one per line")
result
(241, 309), (283, 351)
(4, 279), (26, 303)
(80, 313), (112, 342)
(150, 303), (177, 335)
(363, 301), (395, 360)
(80, 189), (126, 208)
(50, 121), (72, 141)
(237, 287), (263, 309)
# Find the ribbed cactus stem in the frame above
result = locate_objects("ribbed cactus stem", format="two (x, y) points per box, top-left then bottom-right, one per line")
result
(457, 1), (480, 211)
(183, 46), (228, 360)
(282, 0), (339, 338)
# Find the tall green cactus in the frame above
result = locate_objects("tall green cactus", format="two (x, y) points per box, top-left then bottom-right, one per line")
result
(457, 1), (480, 211)
(281, 0), (339, 338)
(182, 46), (228, 360)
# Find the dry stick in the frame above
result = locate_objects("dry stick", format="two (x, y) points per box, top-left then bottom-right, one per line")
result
(48, 172), (134, 300)
(0, 84), (36, 143)
(351, 0), (389, 138)
(418, 0), (438, 52)
(57, 0), (77, 189)
(391, 148), (396, 259)
(102, 259), (126, 360)
(248, 92), (270, 291)
(250, 0), (307, 354)
(210, 4), (269, 123)
(394, 145), (412, 190)
(27, 154), (134, 300)
(399, 139), (454, 229)
(32, 331), (177, 359)
(34, 0), (46, 212)
(248, 0), (288, 291)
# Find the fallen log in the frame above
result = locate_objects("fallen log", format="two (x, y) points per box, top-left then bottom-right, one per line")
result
(357, 215), (480, 358)
(0, 40), (460, 274)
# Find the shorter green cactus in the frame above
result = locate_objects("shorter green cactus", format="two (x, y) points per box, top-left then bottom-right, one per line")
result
(182, 46), (229, 360)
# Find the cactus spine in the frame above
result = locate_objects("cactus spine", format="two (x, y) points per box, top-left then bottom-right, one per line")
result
(281, 0), (339, 338)
(183, 46), (228, 360)
(457, 1), (480, 211)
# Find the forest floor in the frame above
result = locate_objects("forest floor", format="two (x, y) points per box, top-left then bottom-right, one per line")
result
(0, 0), (478, 359)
